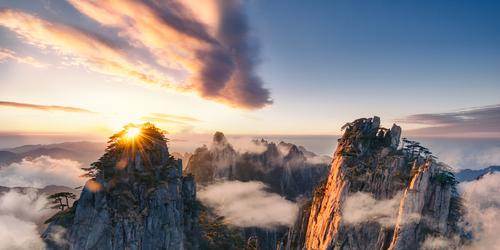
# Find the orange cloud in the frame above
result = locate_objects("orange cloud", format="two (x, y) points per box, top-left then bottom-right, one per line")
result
(66, 0), (272, 110)
(140, 117), (187, 125)
(0, 2), (272, 110)
(0, 101), (98, 114)
(150, 113), (203, 123)
(0, 8), (179, 91)
(0, 47), (48, 68)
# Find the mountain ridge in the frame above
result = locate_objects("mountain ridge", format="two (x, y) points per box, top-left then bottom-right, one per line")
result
(280, 116), (463, 250)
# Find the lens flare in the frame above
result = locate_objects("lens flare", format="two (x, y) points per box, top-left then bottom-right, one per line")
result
(126, 127), (140, 138)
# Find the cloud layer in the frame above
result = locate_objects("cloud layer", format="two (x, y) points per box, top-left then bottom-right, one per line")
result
(0, 1), (272, 110)
(0, 101), (98, 114)
(396, 104), (500, 136)
(0, 189), (51, 250)
(461, 173), (500, 249)
(0, 156), (86, 188)
(197, 180), (297, 229)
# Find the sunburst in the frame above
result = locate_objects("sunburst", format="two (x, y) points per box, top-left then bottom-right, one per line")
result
(126, 127), (141, 138)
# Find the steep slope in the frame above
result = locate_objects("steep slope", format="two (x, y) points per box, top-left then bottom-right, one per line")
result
(185, 132), (331, 249)
(281, 117), (462, 250)
(43, 123), (197, 250)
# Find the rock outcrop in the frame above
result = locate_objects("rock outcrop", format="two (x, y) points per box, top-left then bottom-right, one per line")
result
(43, 124), (198, 250)
(280, 117), (462, 250)
(185, 132), (331, 250)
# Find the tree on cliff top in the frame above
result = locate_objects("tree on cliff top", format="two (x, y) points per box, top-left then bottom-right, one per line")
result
(80, 122), (168, 180)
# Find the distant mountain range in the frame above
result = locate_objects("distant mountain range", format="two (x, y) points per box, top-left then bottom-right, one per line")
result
(0, 184), (78, 196)
(454, 165), (500, 182)
(0, 141), (107, 167)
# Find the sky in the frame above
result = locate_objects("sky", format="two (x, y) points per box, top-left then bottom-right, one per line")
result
(0, 0), (499, 168)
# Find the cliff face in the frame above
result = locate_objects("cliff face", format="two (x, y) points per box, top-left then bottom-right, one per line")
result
(185, 132), (331, 250)
(43, 124), (198, 250)
(282, 117), (461, 250)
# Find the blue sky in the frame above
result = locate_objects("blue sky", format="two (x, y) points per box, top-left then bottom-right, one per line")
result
(0, 0), (499, 168)
(247, 0), (500, 113)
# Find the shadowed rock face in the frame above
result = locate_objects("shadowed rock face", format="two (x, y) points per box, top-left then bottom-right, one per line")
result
(42, 124), (198, 250)
(185, 132), (331, 250)
(280, 117), (462, 250)
(185, 132), (330, 200)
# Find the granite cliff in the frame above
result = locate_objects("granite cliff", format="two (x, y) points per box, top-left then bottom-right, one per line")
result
(280, 117), (463, 250)
(43, 123), (198, 250)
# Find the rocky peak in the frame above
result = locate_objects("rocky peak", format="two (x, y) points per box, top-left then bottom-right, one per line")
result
(280, 117), (462, 250)
(212, 131), (230, 147)
(210, 131), (236, 159)
(284, 145), (305, 161)
(43, 123), (198, 250)
(336, 116), (399, 159)
(390, 123), (402, 148)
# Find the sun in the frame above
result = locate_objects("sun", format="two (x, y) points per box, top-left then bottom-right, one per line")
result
(126, 127), (141, 138)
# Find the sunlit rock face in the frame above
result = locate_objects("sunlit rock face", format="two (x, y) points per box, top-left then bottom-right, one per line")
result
(185, 132), (331, 250)
(43, 124), (198, 250)
(280, 117), (462, 250)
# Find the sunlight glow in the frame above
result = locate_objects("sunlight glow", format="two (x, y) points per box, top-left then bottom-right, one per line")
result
(126, 127), (141, 138)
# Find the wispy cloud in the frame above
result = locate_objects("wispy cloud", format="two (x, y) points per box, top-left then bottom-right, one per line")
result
(0, 101), (98, 114)
(0, 1), (272, 110)
(140, 117), (187, 125)
(395, 104), (500, 136)
(0, 47), (48, 68)
(150, 113), (203, 123)
(0, 7), (181, 91)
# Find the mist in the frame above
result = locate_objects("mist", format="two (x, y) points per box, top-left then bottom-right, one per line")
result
(197, 180), (297, 229)
(460, 172), (500, 249)
(404, 137), (500, 171)
(0, 188), (52, 249)
(341, 191), (405, 227)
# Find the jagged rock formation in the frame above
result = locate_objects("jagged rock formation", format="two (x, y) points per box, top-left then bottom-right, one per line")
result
(170, 152), (194, 169)
(186, 132), (330, 200)
(43, 124), (198, 250)
(185, 132), (331, 250)
(280, 117), (462, 250)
